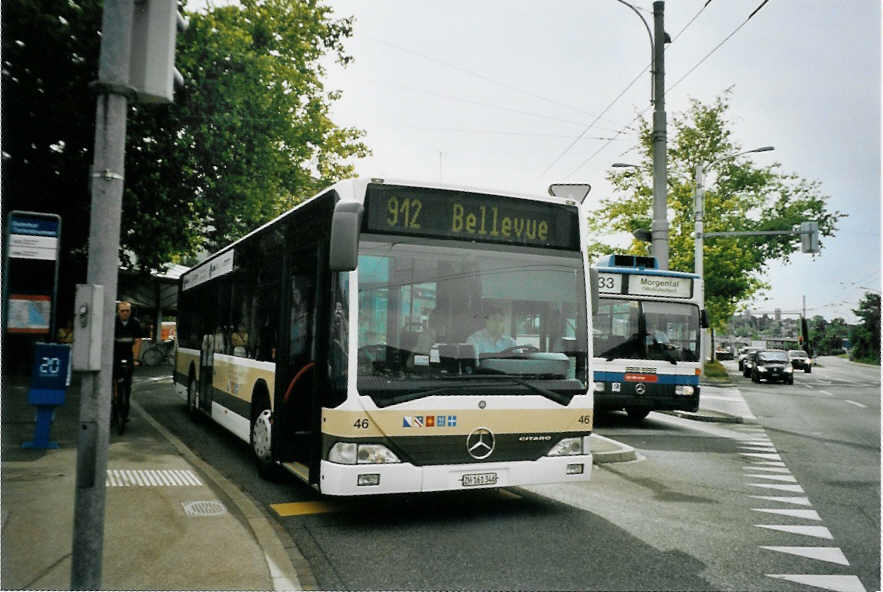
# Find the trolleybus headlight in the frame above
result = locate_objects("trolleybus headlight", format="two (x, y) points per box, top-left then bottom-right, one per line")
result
(757, 365), (768, 372)
(784, 366), (793, 373)
(328, 442), (401, 465)
(593, 382), (606, 392)
(547, 437), (583, 456)
(674, 385), (694, 396)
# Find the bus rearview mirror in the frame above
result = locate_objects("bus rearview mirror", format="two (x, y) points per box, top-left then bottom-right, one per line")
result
(588, 267), (599, 319)
(700, 309), (709, 329)
(329, 201), (363, 271)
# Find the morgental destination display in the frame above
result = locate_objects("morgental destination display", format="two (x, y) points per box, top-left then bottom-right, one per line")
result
(363, 183), (580, 250)
(598, 272), (693, 299)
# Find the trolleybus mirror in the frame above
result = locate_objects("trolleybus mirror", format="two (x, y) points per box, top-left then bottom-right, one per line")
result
(700, 309), (709, 329)
(588, 267), (600, 318)
(329, 201), (363, 271)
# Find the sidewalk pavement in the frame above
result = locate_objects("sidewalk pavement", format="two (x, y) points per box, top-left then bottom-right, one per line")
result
(1, 363), (301, 591)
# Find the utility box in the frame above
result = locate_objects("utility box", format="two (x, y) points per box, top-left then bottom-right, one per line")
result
(129, 0), (182, 103)
(72, 284), (103, 371)
(800, 221), (820, 254)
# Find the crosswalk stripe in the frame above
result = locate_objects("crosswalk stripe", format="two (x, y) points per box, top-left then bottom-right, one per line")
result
(766, 574), (866, 592)
(741, 452), (782, 461)
(752, 508), (821, 520)
(756, 524), (833, 539)
(748, 483), (804, 493)
(742, 466), (791, 473)
(749, 495), (811, 506)
(745, 460), (787, 467)
(745, 473), (798, 482)
(760, 546), (850, 566)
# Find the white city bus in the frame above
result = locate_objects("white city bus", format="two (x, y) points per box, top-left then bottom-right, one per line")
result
(592, 254), (705, 421)
(174, 178), (594, 495)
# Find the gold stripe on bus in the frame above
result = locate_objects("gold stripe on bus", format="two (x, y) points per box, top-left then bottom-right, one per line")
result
(322, 408), (592, 438)
(176, 350), (199, 377)
(209, 357), (276, 409)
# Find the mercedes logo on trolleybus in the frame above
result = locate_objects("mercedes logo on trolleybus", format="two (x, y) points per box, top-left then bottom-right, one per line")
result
(466, 427), (495, 460)
(634, 383), (646, 395)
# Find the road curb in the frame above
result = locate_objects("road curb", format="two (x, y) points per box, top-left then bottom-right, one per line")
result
(591, 433), (638, 464)
(131, 400), (303, 591)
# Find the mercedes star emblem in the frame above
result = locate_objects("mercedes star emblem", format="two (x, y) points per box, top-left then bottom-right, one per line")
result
(466, 427), (495, 460)
(634, 383), (646, 395)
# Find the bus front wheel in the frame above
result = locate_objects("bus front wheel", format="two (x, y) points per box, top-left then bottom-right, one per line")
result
(250, 403), (277, 480)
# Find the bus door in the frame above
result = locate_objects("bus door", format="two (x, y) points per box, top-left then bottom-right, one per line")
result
(198, 331), (214, 414)
(276, 248), (320, 472)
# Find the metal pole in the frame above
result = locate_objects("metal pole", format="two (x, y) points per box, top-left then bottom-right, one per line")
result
(70, 0), (133, 587)
(694, 163), (705, 361)
(651, 1), (669, 269)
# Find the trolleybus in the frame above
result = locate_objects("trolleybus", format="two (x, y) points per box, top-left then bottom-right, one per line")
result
(592, 254), (705, 421)
(174, 178), (594, 495)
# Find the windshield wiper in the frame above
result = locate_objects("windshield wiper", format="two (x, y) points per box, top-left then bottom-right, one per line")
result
(373, 376), (573, 408)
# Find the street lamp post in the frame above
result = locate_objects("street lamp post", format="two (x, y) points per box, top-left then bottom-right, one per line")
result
(694, 146), (775, 360)
(615, 0), (671, 269)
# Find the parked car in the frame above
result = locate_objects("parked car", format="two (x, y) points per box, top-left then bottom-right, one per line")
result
(715, 344), (734, 360)
(750, 350), (793, 384)
(788, 349), (812, 373)
(738, 348), (760, 372)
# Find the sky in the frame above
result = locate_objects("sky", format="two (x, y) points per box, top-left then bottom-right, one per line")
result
(311, 0), (881, 324)
(194, 0), (881, 323)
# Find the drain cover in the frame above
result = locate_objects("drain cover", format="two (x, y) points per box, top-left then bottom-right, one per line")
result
(182, 500), (227, 517)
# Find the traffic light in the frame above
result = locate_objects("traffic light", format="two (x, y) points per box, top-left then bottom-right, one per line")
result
(800, 221), (819, 254)
(129, 0), (188, 103)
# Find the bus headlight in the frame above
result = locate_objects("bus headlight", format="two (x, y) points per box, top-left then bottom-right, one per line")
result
(593, 382), (606, 392)
(328, 442), (401, 464)
(674, 385), (694, 396)
(547, 436), (585, 456)
(784, 366), (793, 373)
(757, 365), (768, 372)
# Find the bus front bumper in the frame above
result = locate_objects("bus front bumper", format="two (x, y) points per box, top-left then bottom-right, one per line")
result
(318, 454), (592, 496)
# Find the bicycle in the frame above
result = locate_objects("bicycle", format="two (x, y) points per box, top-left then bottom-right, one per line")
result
(111, 358), (131, 435)
(140, 339), (176, 367)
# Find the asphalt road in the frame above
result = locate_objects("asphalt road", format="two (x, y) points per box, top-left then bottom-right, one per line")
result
(132, 357), (879, 591)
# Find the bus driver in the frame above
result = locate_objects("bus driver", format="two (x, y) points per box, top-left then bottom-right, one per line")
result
(467, 305), (516, 355)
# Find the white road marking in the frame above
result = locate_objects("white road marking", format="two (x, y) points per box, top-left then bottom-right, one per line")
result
(760, 546), (850, 566)
(749, 495), (811, 506)
(766, 574), (866, 592)
(742, 466), (791, 473)
(741, 452), (782, 461)
(756, 524), (833, 539)
(106, 468), (203, 487)
(748, 483), (805, 493)
(819, 390), (834, 396)
(745, 460), (787, 467)
(745, 473), (798, 483)
(844, 400), (867, 408)
(752, 508), (821, 520)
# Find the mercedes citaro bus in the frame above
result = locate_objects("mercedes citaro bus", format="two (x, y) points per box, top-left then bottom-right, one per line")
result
(174, 178), (595, 495)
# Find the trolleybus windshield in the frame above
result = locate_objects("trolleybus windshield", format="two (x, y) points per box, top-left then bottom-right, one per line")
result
(356, 239), (588, 405)
(593, 298), (700, 363)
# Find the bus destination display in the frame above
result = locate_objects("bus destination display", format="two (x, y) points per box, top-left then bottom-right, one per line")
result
(364, 184), (579, 249)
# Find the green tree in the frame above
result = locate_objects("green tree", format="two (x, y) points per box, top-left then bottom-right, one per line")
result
(850, 293), (880, 363)
(588, 92), (845, 332)
(2, 0), (369, 277)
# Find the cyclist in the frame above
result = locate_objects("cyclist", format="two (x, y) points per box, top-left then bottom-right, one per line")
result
(114, 301), (142, 423)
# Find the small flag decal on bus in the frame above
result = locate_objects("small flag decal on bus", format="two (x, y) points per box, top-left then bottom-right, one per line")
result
(402, 415), (457, 428)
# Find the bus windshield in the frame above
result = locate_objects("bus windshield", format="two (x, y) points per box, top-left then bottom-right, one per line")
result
(593, 298), (700, 363)
(356, 239), (588, 403)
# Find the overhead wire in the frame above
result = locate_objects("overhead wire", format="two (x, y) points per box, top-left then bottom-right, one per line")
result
(559, 0), (772, 178)
(543, 0), (711, 179)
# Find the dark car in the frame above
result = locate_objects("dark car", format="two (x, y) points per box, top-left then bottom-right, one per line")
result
(750, 350), (793, 384)
(788, 349), (812, 373)
(739, 348), (760, 373)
